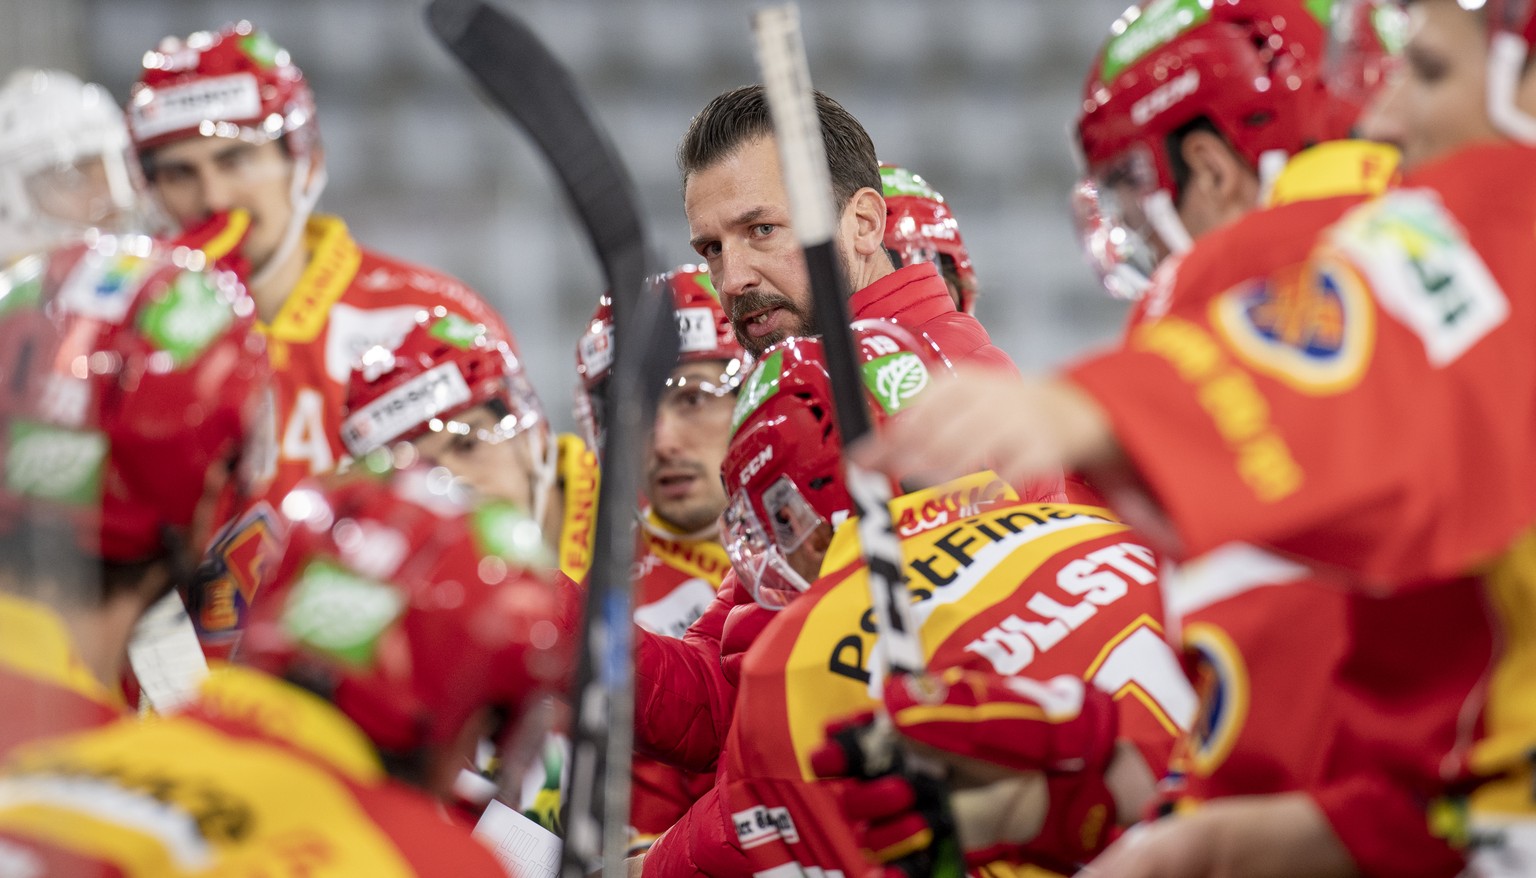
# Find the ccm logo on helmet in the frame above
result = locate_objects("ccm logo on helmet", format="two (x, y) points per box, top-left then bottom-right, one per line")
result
(1130, 69), (1200, 127)
(737, 445), (774, 487)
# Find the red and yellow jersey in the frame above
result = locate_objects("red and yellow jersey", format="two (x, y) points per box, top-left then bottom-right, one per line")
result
(1069, 142), (1536, 869)
(0, 665), (508, 877)
(627, 510), (730, 853)
(261, 214), (513, 499)
(719, 474), (1194, 877)
(555, 433), (600, 585)
(0, 593), (125, 759)
(1155, 547), (1348, 806)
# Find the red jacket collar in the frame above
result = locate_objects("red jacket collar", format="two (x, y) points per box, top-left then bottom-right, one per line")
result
(849, 262), (955, 326)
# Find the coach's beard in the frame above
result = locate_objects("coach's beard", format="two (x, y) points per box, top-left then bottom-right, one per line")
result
(730, 291), (818, 356)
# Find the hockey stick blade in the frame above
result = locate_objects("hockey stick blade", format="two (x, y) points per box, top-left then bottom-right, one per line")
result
(425, 3), (679, 878)
(426, 0), (646, 298)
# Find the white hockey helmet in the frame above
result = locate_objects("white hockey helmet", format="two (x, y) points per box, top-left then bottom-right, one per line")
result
(0, 69), (145, 262)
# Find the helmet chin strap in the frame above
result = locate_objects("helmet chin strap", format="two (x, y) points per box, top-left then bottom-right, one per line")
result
(529, 425), (559, 539)
(1487, 33), (1536, 145)
(1142, 189), (1194, 257)
(1255, 148), (1291, 208)
(248, 154), (328, 291)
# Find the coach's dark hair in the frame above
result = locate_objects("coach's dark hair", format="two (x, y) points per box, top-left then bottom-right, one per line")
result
(679, 85), (881, 209)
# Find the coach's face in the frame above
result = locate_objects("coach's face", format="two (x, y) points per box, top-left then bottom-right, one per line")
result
(685, 135), (822, 356)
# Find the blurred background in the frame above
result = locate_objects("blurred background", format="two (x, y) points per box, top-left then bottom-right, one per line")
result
(4, 0), (1135, 432)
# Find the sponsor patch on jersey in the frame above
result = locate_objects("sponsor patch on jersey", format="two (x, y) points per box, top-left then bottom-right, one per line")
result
(1210, 253), (1374, 394)
(130, 72), (263, 141)
(4, 420), (107, 505)
(1182, 621), (1250, 776)
(281, 560), (404, 667)
(733, 804), (801, 849)
(188, 501), (282, 641)
(1329, 188), (1508, 366)
(861, 351), (930, 415)
(731, 349), (784, 433)
(57, 249), (155, 324)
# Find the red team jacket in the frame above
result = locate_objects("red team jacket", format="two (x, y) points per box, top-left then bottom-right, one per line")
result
(627, 511), (733, 854)
(1070, 142), (1536, 875)
(850, 262), (1018, 375)
(0, 666), (508, 877)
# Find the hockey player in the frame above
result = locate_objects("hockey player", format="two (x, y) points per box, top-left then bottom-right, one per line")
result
(634, 322), (1194, 878)
(858, 1), (1536, 874)
(0, 464), (570, 877)
(127, 22), (513, 498)
(681, 85), (1013, 371)
(574, 264), (747, 854)
(0, 232), (270, 756)
(341, 311), (593, 582)
(879, 163), (979, 314)
(0, 68), (145, 262)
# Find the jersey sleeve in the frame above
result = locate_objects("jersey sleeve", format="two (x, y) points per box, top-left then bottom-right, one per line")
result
(632, 576), (742, 772)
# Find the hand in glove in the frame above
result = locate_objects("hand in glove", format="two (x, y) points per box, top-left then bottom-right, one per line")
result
(811, 668), (1122, 875)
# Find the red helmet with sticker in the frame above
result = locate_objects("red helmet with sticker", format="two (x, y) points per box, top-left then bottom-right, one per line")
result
(1073, 0), (1394, 298)
(573, 264), (747, 451)
(342, 310), (544, 459)
(0, 234), (272, 564)
(128, 21), (319, 161)
(239, 463), (571, 758)
(720, 320), (949, 609)
(880, 164), (978, 314)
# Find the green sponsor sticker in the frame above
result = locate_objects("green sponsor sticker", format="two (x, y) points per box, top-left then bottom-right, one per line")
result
(1099, 0), (1212, 81)
(5, 421), (108, 506)
(0, 256), (45, 317)
(472, 501), (554, 568)
(281, 560), (405, 667)
(688, 270), (719, 301)
(428, 312), (484, 350)
(136, 270), (233, 366)
(731, 350), (784, 434)
(880, 165), (940, 201)
(240, 31), (284, 69)
(861, 352), (930, 415)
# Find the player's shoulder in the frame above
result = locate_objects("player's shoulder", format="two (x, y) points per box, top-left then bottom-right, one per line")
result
(351, 780), (508, 876)
(348, 244), (479, 300)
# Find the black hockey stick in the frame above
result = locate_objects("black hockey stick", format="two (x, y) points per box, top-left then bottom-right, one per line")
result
(426, 3), (679, 877)
(750, 3), (924, 681)
(751, 7), (964, 876)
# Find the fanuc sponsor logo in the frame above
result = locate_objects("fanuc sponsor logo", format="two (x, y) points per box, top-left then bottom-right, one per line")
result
(1131, 69), (1200, 126)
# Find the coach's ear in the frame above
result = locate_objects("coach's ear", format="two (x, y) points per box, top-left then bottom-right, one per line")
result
(843, 185), (888, 259)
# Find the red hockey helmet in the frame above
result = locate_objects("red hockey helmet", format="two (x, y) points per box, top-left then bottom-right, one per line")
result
(721, 320), (949, 609)
(240, 463), (570, 759)
(880, 164), (978, 314)
(573, 264), (747, 451)
(342, 309), (544, 459)
(1073, 0), (1394, 298)
(0, 233), (272, 564)
(128, 22), (319, 162)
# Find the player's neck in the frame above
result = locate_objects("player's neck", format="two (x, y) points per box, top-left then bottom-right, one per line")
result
(250, 245), (311, 324)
